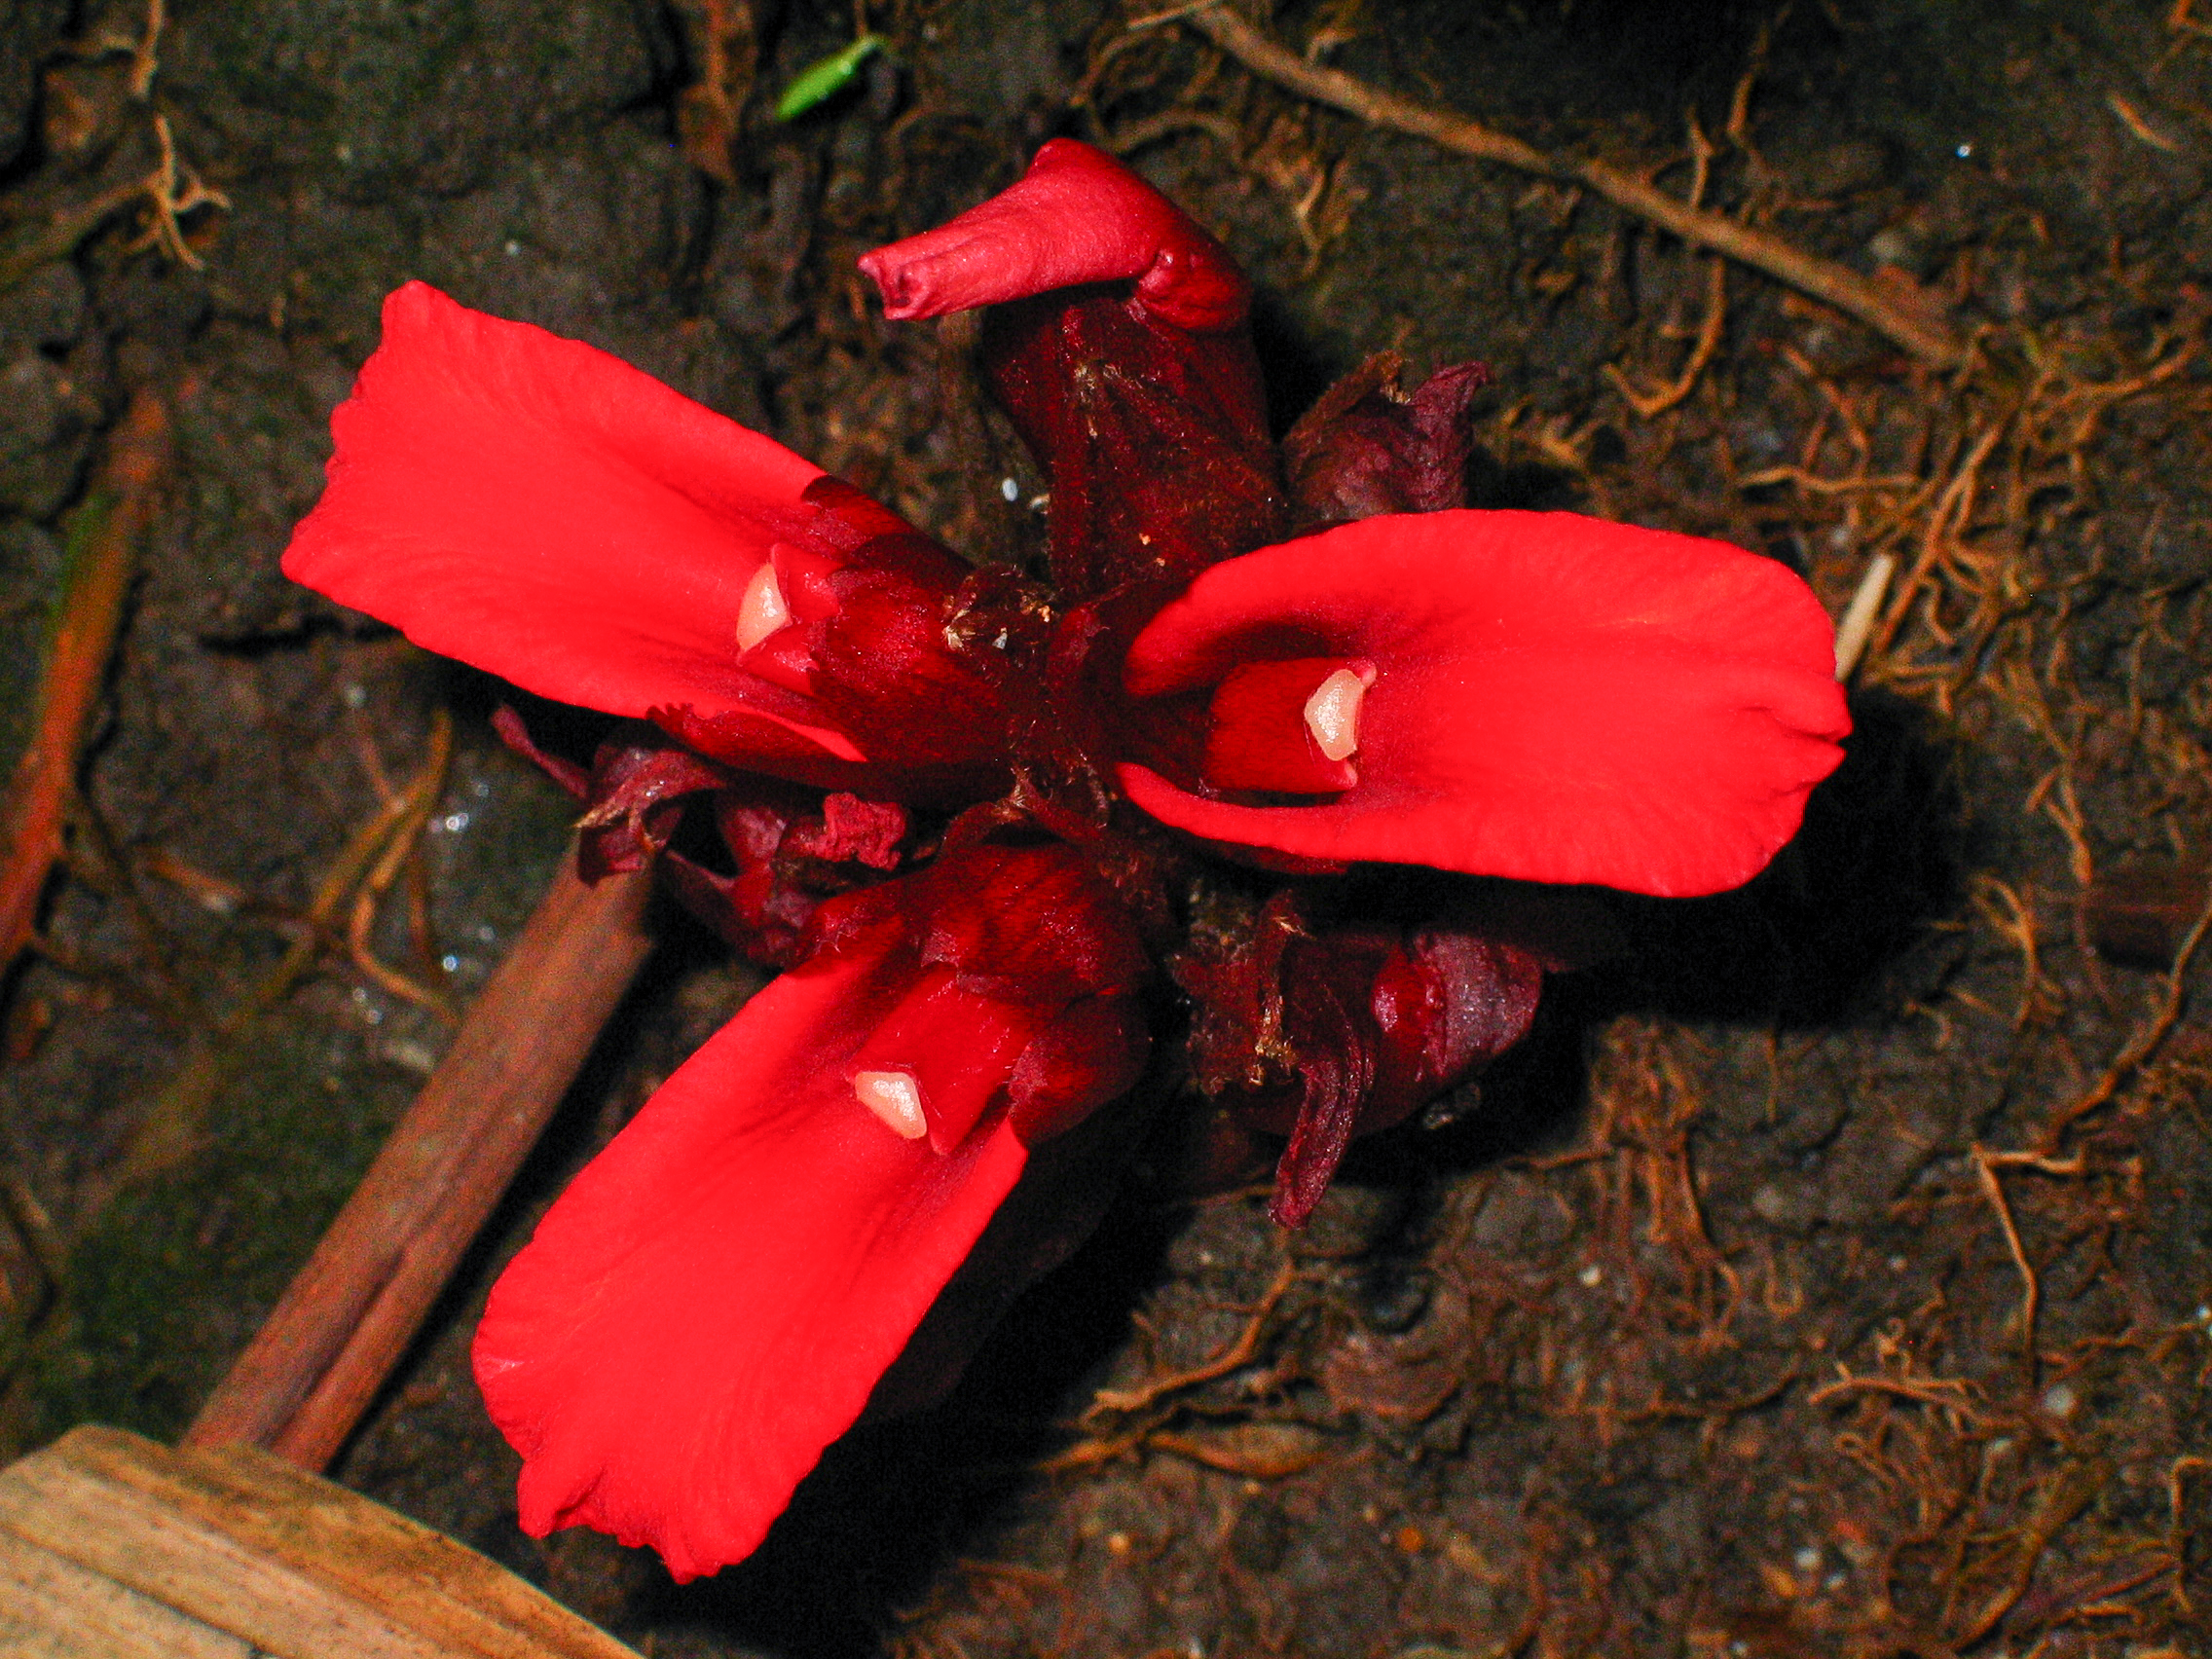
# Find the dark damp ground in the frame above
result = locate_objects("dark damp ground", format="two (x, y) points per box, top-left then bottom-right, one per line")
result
(3, 1), (2211, 1654)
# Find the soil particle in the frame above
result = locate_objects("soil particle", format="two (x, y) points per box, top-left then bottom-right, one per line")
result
(160, 0), (663, 201)
(0, 264), (104, 517)
(0, 0), (67, 171)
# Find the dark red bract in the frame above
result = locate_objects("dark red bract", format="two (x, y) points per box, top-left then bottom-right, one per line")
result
(281, 139), (1851, 1580)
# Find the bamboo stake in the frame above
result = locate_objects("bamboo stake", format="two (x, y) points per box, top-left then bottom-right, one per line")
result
(1181, 6), (1968, 371)
(185, 850), (655, 1469)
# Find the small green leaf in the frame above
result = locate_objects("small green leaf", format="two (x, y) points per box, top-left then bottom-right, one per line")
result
(774, 34), (886, 122)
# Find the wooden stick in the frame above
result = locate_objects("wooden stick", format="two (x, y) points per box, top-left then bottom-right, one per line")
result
(185, 849), (656, 1470)
(1182, 6), (1968, 371)
(0, 389), (170, 971)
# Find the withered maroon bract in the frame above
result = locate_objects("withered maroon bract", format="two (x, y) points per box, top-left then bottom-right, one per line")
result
(281, 138), (1850, 1580)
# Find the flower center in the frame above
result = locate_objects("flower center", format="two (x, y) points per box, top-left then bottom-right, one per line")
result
(1200, 656), (1376, 794)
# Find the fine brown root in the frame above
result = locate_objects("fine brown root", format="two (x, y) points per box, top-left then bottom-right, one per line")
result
(1172, 2), (1967, 368)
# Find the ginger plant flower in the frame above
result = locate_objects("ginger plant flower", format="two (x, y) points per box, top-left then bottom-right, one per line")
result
(281, 138), (1849, 1581)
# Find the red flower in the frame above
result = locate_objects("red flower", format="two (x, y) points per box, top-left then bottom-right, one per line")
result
(281, 139), (1848, 1579)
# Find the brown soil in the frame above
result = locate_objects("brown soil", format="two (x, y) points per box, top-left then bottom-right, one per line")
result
(3, 2), (2210, 1655)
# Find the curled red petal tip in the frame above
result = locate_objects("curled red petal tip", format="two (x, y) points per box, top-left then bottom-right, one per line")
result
(859, 139), (1247, 331)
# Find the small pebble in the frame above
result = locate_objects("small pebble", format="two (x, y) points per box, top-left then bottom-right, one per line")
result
(1227, 1500), (1288, 1572)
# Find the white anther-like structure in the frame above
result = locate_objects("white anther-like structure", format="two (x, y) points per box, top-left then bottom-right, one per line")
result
(736, 562), (792, 651)
(1303, 667), (1372, 762)
(853, 1070), (927, 1139)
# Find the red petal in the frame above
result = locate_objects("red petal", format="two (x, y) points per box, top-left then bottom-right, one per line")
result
(472, 924), (1027, 1581)
(284, 283), (851, 750)
(859, 139), (1247, 331)
(1121, 510), (1851, 898)
(646, 704), (915, 794)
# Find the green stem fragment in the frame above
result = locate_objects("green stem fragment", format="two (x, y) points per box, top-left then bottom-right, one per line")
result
(774, 34), (885, 121)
